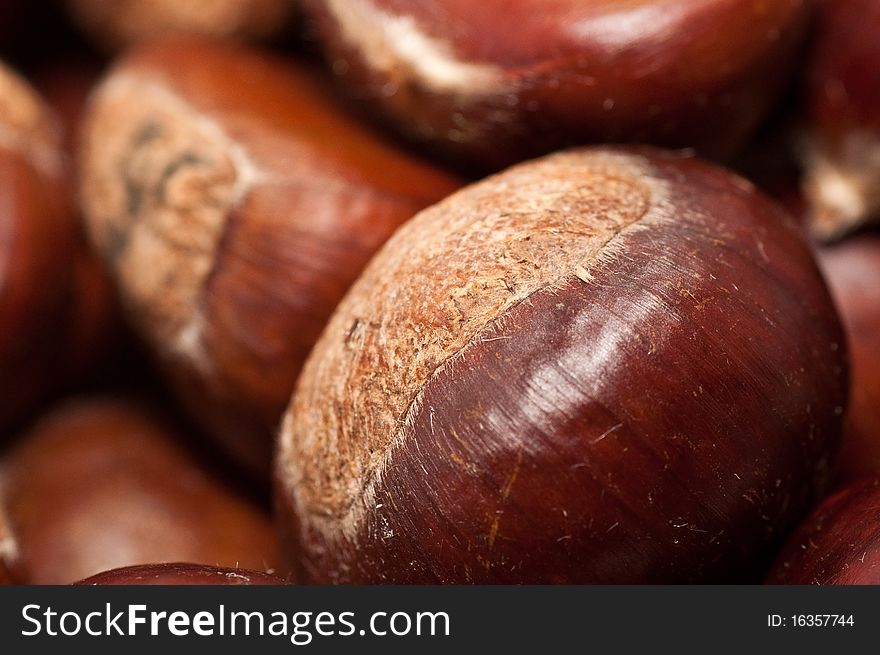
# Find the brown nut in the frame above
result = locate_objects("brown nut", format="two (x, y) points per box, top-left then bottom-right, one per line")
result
(36, 60), (124, 385)
(817, 236), (880, 481)
(76, 563), (285, 585)
(277, 147), (847, 584)
(303, 0), (810, 171)
(800, 0), (880, 241)
(78, 39), (460, 477)
(0, 398), (282, 584)
(767, 478), (880, 584)
(0, 60), (77, 434)
(64, 0), (296, 51)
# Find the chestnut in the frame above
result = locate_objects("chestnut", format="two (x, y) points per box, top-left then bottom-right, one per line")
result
(277, 147), (847, 584)
(36, 60), (124, 386)
(0, 60), (77, 434)
(302, 0), (810, 171)
(0, 398), (281, 585)
(78, 39), (460, 477)
(76, 563), (285, 585)
(817, 236), (880, 480)
(64, 0), (296, 51)
(767, 479), (880, 584)
(800, 0), (880, 241)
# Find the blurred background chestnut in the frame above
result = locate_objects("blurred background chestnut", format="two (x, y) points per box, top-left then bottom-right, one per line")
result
(817, 236), (880, 481)
(799, 0), (880, 241)
(278, 147), (846, 583)
(78, 39), (460, 478)
(64, 0), (298, 51)
(0, 398), (281, 584)
(302, 0), (811, 172)
(767, 478), (880, 584)
(76, 563), (285, 585)
(0, 60), (77, 435)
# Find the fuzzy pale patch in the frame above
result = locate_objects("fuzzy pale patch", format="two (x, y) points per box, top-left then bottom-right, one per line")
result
(0, 468), (18, 573)
(804, 131), (880, 241)
(68, 0), (292, 45)
(0, 63), (62, 176)
(79, 71), (267, 374)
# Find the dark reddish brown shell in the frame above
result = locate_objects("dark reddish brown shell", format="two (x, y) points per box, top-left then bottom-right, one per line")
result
(767, 479), (880, 584)
(78, 39), (460, 477)
(0, 399), (281, 584)
(801, 0), (880, 240)
(76, 563), (285, 586)
(818, 237), (880, 481)
(303, 0), (809, 170)
(0, 62), (78, 434)
(277, 147), (846, 583)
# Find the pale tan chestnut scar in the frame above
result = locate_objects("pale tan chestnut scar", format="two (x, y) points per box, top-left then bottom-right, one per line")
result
(0, 63), (62, 176)
(324, 0), (507, 96)
(80, 72), (265, 373)
(803, 131), (880, 240)
(280, 150), (669, 543)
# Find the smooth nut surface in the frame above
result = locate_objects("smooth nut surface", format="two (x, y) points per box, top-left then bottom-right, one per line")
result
(0, 398), (281, 584)
(0, 60), (77, 434)
(767, 479), (880, 585)
(818, 236), (880, 481)
(305, 0), (809, 169)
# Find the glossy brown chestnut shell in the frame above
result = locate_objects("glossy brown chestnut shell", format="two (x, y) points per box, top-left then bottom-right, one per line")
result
(817, 236), (880, 481)
(76, 563), (285, 586)
(767, 478), (880, 584)
(0, 60), (77, 434)
(78, 39), (460, 477)
(303, 0), (810, 171)
(276, 147), (847, 584)
(800, 0), (880, 241)
(0, 398), (281, 584)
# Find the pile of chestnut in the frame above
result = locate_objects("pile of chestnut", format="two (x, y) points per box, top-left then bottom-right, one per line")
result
(1, 0), (879, 587)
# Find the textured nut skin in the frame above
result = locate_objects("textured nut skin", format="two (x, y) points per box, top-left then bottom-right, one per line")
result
(767, 479), (880, 584)
(0, 61), (76, 434)
(76, 563), (285, 586)
(79, 39), (460, 477)
(303, 0), (809, 171)
(277, 147), (847, 584)
(818, 237), (880, 481)
(65, 0), (295, 50)
(0, 399), (281, 585)
(801, 0), (880, 240)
